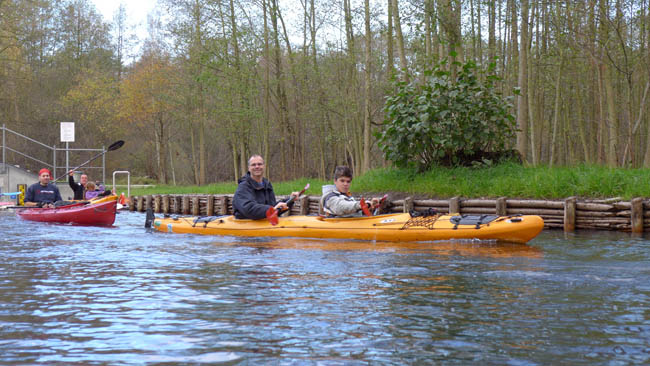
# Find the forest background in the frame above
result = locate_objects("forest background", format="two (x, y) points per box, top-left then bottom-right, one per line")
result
(1, 0), (650, 186)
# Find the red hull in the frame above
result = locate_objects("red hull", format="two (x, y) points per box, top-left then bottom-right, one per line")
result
(16, 200), (117, 226)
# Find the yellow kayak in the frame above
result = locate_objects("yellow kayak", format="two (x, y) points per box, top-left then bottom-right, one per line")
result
(89, 195), (118, 204)
(150, 212), (544, 243)
(69, 195), (117, 205)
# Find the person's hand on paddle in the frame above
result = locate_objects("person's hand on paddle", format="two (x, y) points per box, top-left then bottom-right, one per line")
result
(68, 170), (74, 176)
(274, 201), (289, 211)
(369, 197), (380, 209)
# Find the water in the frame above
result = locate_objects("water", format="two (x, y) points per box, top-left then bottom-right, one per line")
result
(0, 210), (648, 365)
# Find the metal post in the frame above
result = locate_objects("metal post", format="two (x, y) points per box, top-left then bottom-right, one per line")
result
(2, 124), (5, 166)
(113, 171), (131, 197)
(102, 145), (106, 185)
(65, 141), (69, 176)
(52, 145), (56, 178)
(2, 125), (5, 193)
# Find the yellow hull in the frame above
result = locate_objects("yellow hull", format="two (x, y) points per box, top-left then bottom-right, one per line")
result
(152, 213), (544, 244)
(89, 195), (118, 204)
(71, 195), (118, 204)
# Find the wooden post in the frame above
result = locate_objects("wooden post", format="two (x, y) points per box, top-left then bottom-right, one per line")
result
(300, 195), (310, 215)
(162, 195), (170, 214)
(631, 197), (644, 233)
(449, 196), (460, 214)
(144, 195), (152, 211)
(192, 196), (200, 216)
(564, 196), (576, 232)
(129, 196), (136, 211)
(182, 195), (190, 215)
(206, 195), (215, 216)
(496, 197), (507, 216)
(219, 195), (228, 215)
(174, 196), (182, 214)
(403, 197), (413, 212)
(153, 195), (161, 213)
(135, 196), (143, 212)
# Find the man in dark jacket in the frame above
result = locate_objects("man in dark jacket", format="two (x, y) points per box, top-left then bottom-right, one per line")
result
(233, 155), (297, 219)
(25, 168), (62, 208)
(68, 170), (88, 200)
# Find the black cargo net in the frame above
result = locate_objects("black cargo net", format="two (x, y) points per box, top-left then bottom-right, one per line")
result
(401, 213), (441, 230)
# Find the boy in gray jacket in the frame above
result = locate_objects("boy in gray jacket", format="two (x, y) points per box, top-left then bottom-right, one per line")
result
(321, 166), (379, 217)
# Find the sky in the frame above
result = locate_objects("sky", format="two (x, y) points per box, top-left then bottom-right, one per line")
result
(90, 0), (158, 39)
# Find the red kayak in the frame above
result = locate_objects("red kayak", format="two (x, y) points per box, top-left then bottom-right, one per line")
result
(16, 200), (117, 226)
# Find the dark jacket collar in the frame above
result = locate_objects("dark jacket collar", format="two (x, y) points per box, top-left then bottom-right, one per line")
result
(238, 172), (270, 190)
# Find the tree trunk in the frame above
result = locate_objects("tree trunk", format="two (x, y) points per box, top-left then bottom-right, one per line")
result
(488, 0), (496, 62)
(262, 0), (271, 178)
(550, 51), (564, 166)
(598, 0), (618, 167)
(516, 0), (529, 162)
(270, 0), (291, 179)
(391, 0), (408, 81)
(387, 0), (394, 76)
(362, 0), (372, 173)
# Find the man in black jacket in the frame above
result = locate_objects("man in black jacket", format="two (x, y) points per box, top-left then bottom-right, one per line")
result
(232, 155), (297, 219)
(68, 170), (88, 200)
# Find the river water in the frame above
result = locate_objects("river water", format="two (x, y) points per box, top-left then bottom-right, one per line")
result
(0, 210), (648, 365)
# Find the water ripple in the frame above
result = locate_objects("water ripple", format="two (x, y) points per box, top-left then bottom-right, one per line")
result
(0, 212), (648, 364)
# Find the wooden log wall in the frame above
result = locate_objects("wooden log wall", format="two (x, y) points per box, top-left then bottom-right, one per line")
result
(129, 194), (649, 232)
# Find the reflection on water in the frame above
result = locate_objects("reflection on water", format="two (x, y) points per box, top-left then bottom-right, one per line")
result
(232, 237), (544, 258)
(0, 211), (648, 365)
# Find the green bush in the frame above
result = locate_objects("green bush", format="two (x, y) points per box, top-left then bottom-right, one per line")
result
(377, 60), (517, 170)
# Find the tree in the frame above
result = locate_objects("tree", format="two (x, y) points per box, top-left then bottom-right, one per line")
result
(378, 60), (517, 170)
(119, 50), (177, 183)
(516, 0), (529, 162)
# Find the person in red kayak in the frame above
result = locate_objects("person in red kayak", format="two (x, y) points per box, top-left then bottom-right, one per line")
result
(232, 155), (299, 219)
(24, 168), (62, 208)
(68, 170), (88, 200)
(83, 182), (114, 200)
(321, 166), (379, 217)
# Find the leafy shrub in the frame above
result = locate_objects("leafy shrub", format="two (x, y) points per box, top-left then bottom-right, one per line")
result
(377, 60), (517, 170)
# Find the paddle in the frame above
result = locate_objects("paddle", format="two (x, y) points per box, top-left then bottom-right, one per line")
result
(144, 208), (155, 228)
(286, 183), (310, 209)
(373, 194), (388, 215)
(53, 140), (125, 182)
(5, 201), (86, 210)
(266, 183), (310, 226)
(360, 198), (371, 216)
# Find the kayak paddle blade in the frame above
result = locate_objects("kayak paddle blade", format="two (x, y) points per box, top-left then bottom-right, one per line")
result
(266, 206), (279, 226)
(108, 140), (125, 151)
(145, 208), (155, 228)
(360, 198), (371, 216)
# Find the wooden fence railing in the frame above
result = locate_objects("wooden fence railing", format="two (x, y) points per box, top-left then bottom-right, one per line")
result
(129, 194), (649, 232)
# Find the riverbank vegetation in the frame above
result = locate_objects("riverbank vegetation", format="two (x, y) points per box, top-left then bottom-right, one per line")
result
(2, 1), (650, 185)
(127, 163), (650, 200)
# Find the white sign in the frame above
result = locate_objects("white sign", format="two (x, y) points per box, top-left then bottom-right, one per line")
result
(60, 122), (75, 142)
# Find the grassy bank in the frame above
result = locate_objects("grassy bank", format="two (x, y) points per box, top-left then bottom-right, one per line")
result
(125, 163), (650, 199)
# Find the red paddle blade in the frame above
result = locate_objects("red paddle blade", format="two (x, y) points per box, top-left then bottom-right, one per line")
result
(266, 206), (279, 226)
(360, 198), (371, 216)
